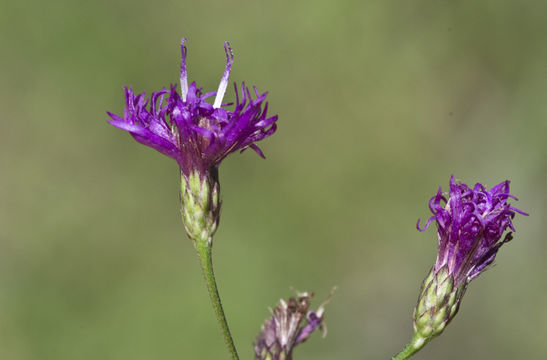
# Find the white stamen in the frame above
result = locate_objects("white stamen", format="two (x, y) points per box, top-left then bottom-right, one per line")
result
(213, 41), (234, 108)
(180, 38), (189, 102)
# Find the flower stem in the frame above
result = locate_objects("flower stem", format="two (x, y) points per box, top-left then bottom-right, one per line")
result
(194, 239), (240, 360)
(392, 335), (426, 360)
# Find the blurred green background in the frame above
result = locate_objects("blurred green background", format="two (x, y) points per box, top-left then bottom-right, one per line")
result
(1, 0), (546, 359)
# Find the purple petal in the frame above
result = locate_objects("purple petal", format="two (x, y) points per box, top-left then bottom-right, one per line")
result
(417, 216), (435, 231)
(295, 311), (322, 345)
(108, 119), (146, 133)
(246, 144), (266, 158)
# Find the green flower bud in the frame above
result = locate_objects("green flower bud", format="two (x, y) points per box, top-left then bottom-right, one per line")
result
(412, 265), (466, 346)
(181, 170), (221, 244)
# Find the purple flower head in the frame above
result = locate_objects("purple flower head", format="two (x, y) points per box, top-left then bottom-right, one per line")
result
(417, 175), (528, 285)
(108, 38), (278, 180)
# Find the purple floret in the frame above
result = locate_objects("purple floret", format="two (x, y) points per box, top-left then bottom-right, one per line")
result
(417, 175), (528, 285)
(108, 38), (277, 179)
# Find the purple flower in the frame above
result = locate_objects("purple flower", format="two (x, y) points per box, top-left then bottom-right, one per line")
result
(254, 292), (332, 360)
(408, 175), (528, 349)
(107, 38), (278, 180)
(417, 175), (528, 285)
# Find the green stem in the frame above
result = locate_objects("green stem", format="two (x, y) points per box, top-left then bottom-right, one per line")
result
(392, 335), (426, 360)
(195, 239), (240, 360)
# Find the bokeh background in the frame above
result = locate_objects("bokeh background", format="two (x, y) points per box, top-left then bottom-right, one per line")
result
(1, 1), (546, 359)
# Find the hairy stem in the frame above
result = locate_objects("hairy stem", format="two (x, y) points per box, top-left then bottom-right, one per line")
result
(392, 335), (426, 360)
(195, 239), (240, 360)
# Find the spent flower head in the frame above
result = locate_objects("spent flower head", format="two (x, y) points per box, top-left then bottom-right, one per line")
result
(410, 175), (528, 349)
(254, 291), (333, 360)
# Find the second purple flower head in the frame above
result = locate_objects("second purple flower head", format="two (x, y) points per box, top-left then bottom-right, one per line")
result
(410, 175), (528, 350)
(418, 175), (528, 284)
